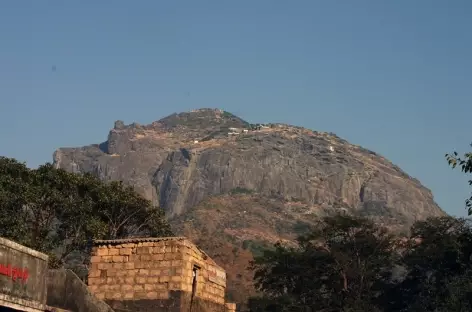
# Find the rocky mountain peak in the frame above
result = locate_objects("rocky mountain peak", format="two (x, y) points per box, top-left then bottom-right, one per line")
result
(156, 108), (250, 133)
(50, 108), (444, 302)
(53, 108), (446, 304)
(54, 108), (444, 223)
(114, 120), (126, 130)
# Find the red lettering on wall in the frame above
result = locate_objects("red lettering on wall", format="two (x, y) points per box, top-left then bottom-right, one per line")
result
(0, 264), (29, 283)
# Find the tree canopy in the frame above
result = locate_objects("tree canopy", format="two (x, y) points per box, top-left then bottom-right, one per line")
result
(251, 215), (398, 312)
(388, 217), (472, 312)
(0, 156), (172, 271)
(250, 215), (472, 312)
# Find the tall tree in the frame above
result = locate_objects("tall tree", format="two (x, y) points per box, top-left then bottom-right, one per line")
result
(251, 215), (398, 312)
(446, 145), (472, 214)
(0, 157), (31, 244)
(0, 156), (172, 270)
(388, 216), (472, 312)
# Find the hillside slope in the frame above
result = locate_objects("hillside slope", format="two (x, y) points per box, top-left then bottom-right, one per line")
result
(53, 108), (445, 303)
(169, 193), (316, 303)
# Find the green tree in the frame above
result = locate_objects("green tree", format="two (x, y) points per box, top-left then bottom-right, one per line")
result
(0, 157), (31, 244)
(446, 146), (472, 214)
(0, 156), (172, 270)
(83, 178), (172, 240)
(388, 216), (472, 312)
(250, 215), (398, 312)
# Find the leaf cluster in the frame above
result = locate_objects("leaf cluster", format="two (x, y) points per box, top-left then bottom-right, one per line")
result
(251, 215), (397, 312)
(0, 157), (172, 269)
(446, 146), (472, 215)
(387, 217), (472, 312)
(250, 215), (472, 312)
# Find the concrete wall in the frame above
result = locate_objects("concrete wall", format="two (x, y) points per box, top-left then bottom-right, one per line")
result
(46, 269), (114, 312)
(0, 237), (48, 312)
(105, 291), (228, 312)
(88, 237), (235, 312)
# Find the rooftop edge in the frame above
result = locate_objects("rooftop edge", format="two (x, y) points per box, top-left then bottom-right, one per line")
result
(0, 237), (49, 261)
(93, 236), (222, 268)
(93, 236), (187, 244)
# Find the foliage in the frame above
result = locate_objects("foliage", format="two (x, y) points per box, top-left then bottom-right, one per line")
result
(242, 240), (271, 258)
(249, 216), (472, 312)
(251, 214), (472, 312)
(291, 220), (313, 235)
(387, 216), (472, 312)
(446, 145), (472, 214)
(0, 156), (172, 268)
(222, 110), (236, 119)
(230, 187), (254, 195)
(250, 215), (398, 312)
(222, 110), (250, 127)
(0, 157), (31, 245)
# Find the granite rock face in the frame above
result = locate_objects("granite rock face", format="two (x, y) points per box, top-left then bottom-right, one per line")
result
(53, 108), (444, 228)
(53, 108), (446, 306)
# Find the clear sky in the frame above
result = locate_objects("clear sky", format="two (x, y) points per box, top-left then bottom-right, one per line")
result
(0, 1), (471, 217)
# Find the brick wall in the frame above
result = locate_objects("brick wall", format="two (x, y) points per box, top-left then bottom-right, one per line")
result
(225, 303), (236, 312)
(87, 237), (235, 312)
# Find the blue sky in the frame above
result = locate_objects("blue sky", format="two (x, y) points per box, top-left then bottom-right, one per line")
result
(0, 1), (471, 217)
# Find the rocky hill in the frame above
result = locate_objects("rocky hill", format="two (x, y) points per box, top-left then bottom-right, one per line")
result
(53, 108), (445, 304)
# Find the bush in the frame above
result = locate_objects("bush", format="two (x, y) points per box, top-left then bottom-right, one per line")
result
(230, 187), (254, 195)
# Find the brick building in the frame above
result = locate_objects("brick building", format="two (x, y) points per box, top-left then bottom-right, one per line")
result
(88, 237), (236, 312)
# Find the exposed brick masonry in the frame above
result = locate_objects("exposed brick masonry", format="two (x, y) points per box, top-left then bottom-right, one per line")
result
(88, 237), (235, 312)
